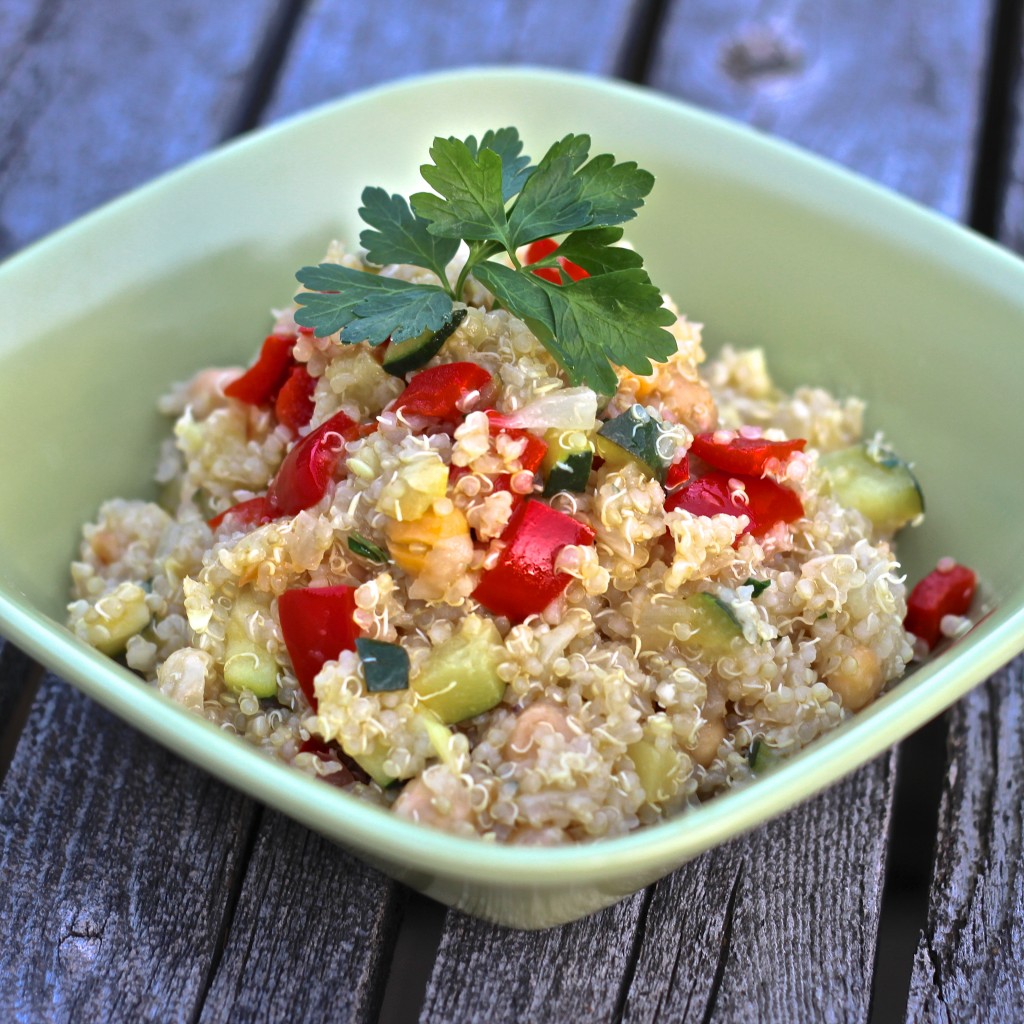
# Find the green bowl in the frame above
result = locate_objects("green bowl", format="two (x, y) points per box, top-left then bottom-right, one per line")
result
(1, 69), (1022, 929)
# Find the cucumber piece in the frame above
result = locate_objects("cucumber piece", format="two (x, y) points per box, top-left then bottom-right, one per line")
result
(748, 738), (783, 774)
(382, 308), (467, 377)
(541, 428), (594, 496)
(680, 593), (744, 659)
(411, 614), (506, 723)
(594, 404), (674, 482)
(350, 743), (396, 788)
(819, 442), (924, 533)
(223, 589), (278, 698)
(628, 737), (680, 804)
(356, 637), (410, 692)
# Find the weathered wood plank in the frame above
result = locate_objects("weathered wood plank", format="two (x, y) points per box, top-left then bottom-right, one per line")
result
(624, 756), (895, 1023)
(905, 658), (1024, 1022)
(197, 812), (403, 1024)
(0, 675), (258, 1023)
(649, 0), (992, 215)
(420, 889), (649, 1023)
(263, 0), (647, 122)
(0, 0), (283, 256)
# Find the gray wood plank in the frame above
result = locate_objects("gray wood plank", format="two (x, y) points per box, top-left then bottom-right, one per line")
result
(264, 0), (646, 122)
(624, 756), (895, 1023)
(197, 812), (403, 1024)
(0, 675), (258, 1023)
(0, 0), (281, 256)
(905, 658), (1024, 1022)
(649, 0), (992, 215)
(420, 889), (649, 1023)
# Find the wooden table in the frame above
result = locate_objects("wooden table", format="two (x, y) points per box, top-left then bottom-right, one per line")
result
(1, 2), (1022, 1021)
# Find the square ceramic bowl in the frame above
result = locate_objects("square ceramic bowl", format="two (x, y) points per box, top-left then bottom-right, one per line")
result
(1, 69), (1022, 929)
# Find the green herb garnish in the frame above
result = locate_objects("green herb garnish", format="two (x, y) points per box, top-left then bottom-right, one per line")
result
(743, 577), (771, 598)
(294, 128), (676, 394)
(348, 533), (389, 563)
(356, 638), (410, 692)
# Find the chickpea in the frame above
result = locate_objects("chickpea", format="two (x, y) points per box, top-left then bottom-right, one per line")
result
(828, 645), (884, 711)
(504, 704), (574, 761)
(691, 716), (727, 768)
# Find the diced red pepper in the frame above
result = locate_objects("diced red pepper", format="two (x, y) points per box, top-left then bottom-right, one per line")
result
(690, 432), (806, 476)
(904, 562), (977, 650)
(525, 237), (590, 285)
(473, 499), (595, 622)
(279, 585), (359, 707)
(490, 426), (548, 509)
(665, 455), (690, 490)
(274, 365), (317, 434)
(395, 362), (493, 419)
(665, 470), (804, 536)
(267, 410), (357, 516)
(207, 495), (274, 531)
(224, 334), (295, 405)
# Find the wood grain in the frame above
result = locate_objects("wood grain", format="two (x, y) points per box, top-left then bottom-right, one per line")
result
(623, 757), (895, 1023)
(649, 0), (993, 214)
(197, 812), (403, 1024)
(420, 889), (649, 1023)
(905, 658), (1024, 1022)
(264, 0), (647, 122)
(0, 0), (282, 256)
(0, 675), (258, 1023)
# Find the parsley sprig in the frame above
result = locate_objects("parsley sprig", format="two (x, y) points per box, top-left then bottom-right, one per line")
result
(294, 128), (676, 394)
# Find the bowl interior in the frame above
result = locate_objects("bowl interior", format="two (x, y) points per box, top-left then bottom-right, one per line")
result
(1, 69), (1022, 920)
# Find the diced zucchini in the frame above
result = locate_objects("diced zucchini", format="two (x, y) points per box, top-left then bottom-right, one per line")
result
(356, 637), (410, 692)
(541, 428), (594, 497)
(411, 614), (506, 723)
(350, 742), (396, 788)
(632, 591), (744, 658)
(383, 308), (467, 377)
(417, 709), (460, 770)
(74, 581), (152, 656)
(819, 442), (924, 533)
(748, 738), (783, 774)
(376, 455), (450, 521)
(681, 593), (744, 659)
(223, 589), (278, 698)
(628, 737), (680, 804)
(594, 405), (674, 482)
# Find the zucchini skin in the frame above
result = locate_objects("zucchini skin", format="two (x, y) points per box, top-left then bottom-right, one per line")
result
(383, 307), (467, 377)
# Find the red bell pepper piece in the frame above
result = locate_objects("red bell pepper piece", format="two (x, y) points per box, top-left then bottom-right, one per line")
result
(665, 455), (690, 490)
(473, 500), (595, 622)
(267, 410), (357, 516)
(274, 365), (316, 434)
(224, 334), (295, 405)
(395, 362), (492, 419)
(207, 495), (274, 531)
(279, 585), (359, 707)
(490, 425), (548, 509)
(525, 237), (590, 285)
(690, 432), (806, 476)
(904, 562), (977, 650)
(666, 470), (804, 536)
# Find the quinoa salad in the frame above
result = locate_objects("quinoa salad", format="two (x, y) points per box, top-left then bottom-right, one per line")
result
(67, 129), (974, 844)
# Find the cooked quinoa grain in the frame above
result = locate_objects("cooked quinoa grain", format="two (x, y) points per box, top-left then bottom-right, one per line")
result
(68, 246), (920, 844)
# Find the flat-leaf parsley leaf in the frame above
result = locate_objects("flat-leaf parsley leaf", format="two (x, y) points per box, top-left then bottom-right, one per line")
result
(294, 128), (676, 393)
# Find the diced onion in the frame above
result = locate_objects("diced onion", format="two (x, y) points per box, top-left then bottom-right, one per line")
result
(500, 387), (597, 431)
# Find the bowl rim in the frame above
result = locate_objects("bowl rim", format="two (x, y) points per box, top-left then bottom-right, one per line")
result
(2, 65), (1024, 886)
